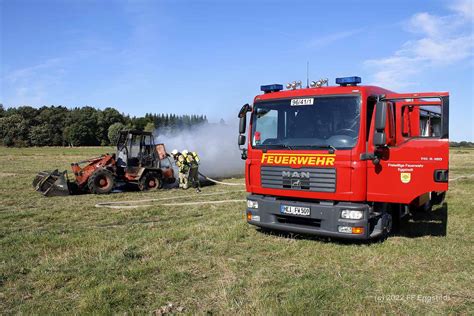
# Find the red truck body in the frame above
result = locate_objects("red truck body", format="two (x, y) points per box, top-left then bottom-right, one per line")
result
(240, 77), (449, 240)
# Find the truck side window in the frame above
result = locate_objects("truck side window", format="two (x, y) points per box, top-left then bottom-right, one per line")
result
(366, 97), (375, 141)
(387, 103), (396, 145)
(401, 105), (442, 138)
(253, 109), (278, 146)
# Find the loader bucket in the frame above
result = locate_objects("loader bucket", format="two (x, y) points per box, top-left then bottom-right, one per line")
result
(33, 169), (71, 197)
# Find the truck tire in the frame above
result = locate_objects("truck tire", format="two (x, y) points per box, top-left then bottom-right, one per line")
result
(88, 168), (115, 194)
(431, 191), (446, 205)
(138, 172), (162, 191)
(370, 204), (393, 240)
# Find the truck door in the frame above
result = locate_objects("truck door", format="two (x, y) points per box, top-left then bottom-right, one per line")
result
(366, 93), (449, 204)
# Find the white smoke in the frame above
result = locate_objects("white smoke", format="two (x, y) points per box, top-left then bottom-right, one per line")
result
(155, 121), (244, 178)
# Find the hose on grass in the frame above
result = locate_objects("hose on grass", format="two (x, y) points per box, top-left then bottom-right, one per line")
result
(198, 172), (245, 186)
(95, 190), (246, 209)
(95, 173), (472, 209)
(449, 174), (474, 182)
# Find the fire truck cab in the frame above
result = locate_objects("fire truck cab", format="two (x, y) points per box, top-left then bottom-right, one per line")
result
(238, 76), (449, 240)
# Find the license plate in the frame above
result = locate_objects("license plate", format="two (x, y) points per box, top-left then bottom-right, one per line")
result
(291, 98), (314, 106)
(280, 205), (311, 216)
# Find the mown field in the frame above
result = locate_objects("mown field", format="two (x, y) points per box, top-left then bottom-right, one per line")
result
(0, 147), (473, 314)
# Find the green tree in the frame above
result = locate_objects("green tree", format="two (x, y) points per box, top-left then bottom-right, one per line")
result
(130, 116), (148, 131)
(97, 107), (125, 145)
(37, 106), (69, 145)
(1, 104), (209, 146)
(107, 122), (126, 145)
(144, 122), (155, 133)
(29, 124), (53, 146)
(0, 114), (29, 147)
(65, 107), (101, 145)
(63, 123), (96, 146)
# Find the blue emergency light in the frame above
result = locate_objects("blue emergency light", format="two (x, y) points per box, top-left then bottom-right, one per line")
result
(260, 84), (283, 93)
(335, 76), (362, 86)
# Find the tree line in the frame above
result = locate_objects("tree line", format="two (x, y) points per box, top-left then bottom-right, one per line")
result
(0, 104), (207, 147)
(450, 141), (474, 148)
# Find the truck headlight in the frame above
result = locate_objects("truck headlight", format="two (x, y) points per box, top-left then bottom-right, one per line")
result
(247, 200), (259, 209)
(338, 226), (364, 234)
(340, 210), (363, 220)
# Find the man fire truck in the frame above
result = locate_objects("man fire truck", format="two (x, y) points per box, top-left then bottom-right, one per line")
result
(238, 76), (449, 240)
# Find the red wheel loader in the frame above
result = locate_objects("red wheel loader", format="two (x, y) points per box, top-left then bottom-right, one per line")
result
(33, 130), (176, 196)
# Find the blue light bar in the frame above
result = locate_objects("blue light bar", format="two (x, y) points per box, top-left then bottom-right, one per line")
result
(260, 84), (283, 93)
(335, 76), (362, 86)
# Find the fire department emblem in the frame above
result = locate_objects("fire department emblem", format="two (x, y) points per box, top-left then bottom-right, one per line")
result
(400, 172), (411, 184)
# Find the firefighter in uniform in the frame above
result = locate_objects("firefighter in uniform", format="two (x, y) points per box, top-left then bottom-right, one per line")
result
(182, 149), (201, 192)
(171, 149), (189, 189)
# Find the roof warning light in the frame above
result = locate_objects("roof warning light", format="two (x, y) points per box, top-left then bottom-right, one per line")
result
(260, 84), (283, 93)
(335, 76), (361, 86)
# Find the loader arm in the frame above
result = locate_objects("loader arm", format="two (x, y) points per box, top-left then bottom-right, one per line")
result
(70, 154), (116, 188)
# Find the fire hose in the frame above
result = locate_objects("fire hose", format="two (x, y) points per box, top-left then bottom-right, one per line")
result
(449, 174), (474, 181)
(170, 158), (244, 186)
(95, 190), (246, 209)
(198, 172), (245, 186)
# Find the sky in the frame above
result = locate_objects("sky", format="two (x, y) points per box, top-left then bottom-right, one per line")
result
(1, 0), (473, 141)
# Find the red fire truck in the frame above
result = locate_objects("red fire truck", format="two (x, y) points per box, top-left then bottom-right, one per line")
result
(238, 76), (449, 240)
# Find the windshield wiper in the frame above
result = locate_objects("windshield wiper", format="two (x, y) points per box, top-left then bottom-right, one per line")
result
(282, 144), (295, 150)
(309, 144), (337, 154)
(277, 144), (336, 153)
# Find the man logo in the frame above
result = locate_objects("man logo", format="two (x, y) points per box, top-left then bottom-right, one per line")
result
(282, 171), (310, 178)
(291, 179), (301, 187)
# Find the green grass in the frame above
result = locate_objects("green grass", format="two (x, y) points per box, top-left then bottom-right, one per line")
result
(0, 147), (473, 314)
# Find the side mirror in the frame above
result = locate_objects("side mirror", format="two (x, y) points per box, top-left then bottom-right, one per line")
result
(238, 134), (246, 146)
(238, 103), (251, 118)
(238, 103), (252, 135)
(375, 101), (387, 130)
(239, 116), (246, 134)
(374, 101), (387, 147)
(238, 104), (251, 158)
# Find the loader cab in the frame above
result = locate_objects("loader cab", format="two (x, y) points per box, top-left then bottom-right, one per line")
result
(116, 130), (157, 168)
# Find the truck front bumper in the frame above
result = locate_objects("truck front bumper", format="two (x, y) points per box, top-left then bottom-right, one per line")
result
(246, 194), (387, 240)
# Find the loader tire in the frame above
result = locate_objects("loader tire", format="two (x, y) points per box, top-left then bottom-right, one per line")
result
(138, 172), (162, 191)
(88, 169), (115, 194)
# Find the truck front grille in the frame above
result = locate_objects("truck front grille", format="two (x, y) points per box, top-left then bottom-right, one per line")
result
(261, 166), (336, 192)
(275, 215), (321, 228)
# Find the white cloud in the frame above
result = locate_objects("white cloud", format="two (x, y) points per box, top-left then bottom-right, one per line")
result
(365, 0), (473, 89)
(450, 0), (474, 21)
(5, 58), (64, 83)
(307, 28), (364, 49)
(2, 46), (104, 107)
(407, 12), (445, 37)
(2, 58), (67, 106)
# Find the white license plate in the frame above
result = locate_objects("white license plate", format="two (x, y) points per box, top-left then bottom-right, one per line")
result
(280, 205), (311, 216)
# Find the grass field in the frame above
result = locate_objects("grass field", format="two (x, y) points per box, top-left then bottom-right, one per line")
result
(0, 147), (473, 314)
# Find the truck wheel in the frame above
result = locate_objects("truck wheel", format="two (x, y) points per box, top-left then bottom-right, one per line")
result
(139, 172), (162, 191)
(88, 169), (115, 194)
(431, 192), (446, 206)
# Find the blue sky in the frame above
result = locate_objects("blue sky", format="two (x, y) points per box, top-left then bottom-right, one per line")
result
(1, 0), (473, 140)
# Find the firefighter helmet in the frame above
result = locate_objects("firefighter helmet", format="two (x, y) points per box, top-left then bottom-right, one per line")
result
(182, 150), (189, 156)
(171, 149), (178, 156)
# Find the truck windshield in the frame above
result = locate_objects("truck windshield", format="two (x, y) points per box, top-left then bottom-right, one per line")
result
(252, 96), (360, 149)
